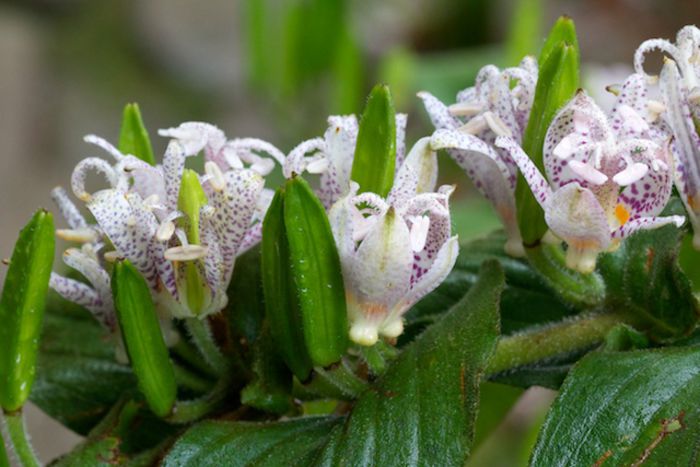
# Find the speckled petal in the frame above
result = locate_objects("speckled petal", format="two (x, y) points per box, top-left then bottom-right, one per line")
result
(543, 91), (613, 189)
(62, 247), (113, 311)
(162, 140), (188, 211)
(71, 157), (124, 201)
(617, 139), (674, 219)
(395, 113), (408, 167)
(318, 115), (359, 206)
(283, 138), (326, 179)
(544, 183), (611, 253)
(347, 208), (413, 313)
(660, 60), (700, 224)
(495, 136), (552, 207)
(394, 234), (458, 317)
(49, 273), (114, 329)
(51, 186), (88, 230)
(207, 169), (264, 284)
(158, 122), (226, 158)
(417, 91), (460, 130)
(612, 215), (685, 239)
(87, 189), (160, 289)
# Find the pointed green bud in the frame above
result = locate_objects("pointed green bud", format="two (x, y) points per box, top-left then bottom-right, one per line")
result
(177, 169), (209, 314)
(351, 84), (397, 197)
(112, 260), (176, 418)
(261, 187), (313, 380)
(538, 15), (579, 66)
(516, 21), (580, 246)
(283, 176), (348, 367)
(119, 103), (156, 166)
(0, 210), (54, 412)
(178, 169), (208, 245)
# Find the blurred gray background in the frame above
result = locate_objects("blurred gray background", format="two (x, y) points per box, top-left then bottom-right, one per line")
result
(0, 0), (698, 463)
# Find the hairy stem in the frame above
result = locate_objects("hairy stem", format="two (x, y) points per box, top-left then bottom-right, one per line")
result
(487, 310), (634, 375)
(3, 411), (39, 467)
(0, 420), (9, 467)
(185, 318), (227, 375)
(173, 364), (215, 394)
(526, 244), (605, 308)
(167, 377), (230, 424)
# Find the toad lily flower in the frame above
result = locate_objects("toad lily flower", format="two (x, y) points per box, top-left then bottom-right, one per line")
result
(497, 90), (683, 273)
(328, 152), (458, 346)
(282, 113), (407, 207)
(418, 57), (538, 257)
(635, 27), (700, 247)
(50, 125), (273, 323)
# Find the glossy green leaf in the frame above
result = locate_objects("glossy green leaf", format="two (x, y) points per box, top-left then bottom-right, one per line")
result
(351, 84), (397, 197)
(112, 260), (176, 418)
(598, 198), (699, 341)
(315, 260), (503, 465)
(162, 416), (342, 466)
(118, 103), (155, 166)
(284, 177), (348, 367)
(531, 347), (700, 466)
(0, 209), (55, 412)
(516, 20), (579, 245)
(261, 187), (313, 380)
(30, 304), (134, 435)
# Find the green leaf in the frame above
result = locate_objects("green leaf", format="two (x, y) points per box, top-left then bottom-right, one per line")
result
(118, 103), (155, 166)
(31, 305), (134, 435)
(112, 260), (176, 418)
(531, 347), (700, 466)
(162, 416), (342, 466)
(351, 84), (397, 197)
(516, 18), (579, 245)
(284, 177), (348, 367)
(598, 198), (700, 341)
(0, 209), (55, 411)
(315, 260), (504, 465)
(261, 187), (313, 380)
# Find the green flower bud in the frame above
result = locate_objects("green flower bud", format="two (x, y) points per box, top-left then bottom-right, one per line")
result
(112, 260), (176, 418)
(119, 103), (156, 166)
(351, 84), (397, 197)
(0, 210), (54, 412)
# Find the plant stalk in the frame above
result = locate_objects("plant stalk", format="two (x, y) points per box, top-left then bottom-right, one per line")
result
(3, 411), (39, 467)
(487, 310), (636, 375)
(185, 318), (228, 375)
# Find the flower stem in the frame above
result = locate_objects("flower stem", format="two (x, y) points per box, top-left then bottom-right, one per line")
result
(0, 422), (9, 467)
(487, 310), (635, 375)
(526, 244), (605, 308)
(167, 377), (230, 424)
(173, 364), (215, 394)
(3, 411), (39, 467)
(185, 318), (227, 375)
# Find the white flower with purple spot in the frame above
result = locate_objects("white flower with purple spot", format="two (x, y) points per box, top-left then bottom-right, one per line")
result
(497, 90), (683, 273)
(282, 113), (407, 207)
(635, 26), (700, 247)
(328, 147), (459, 346)
(50, 123), (278, 323)
(418, 57), (538, 257)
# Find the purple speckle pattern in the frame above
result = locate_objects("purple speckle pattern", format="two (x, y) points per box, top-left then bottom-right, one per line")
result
(496, 136), (552, 207)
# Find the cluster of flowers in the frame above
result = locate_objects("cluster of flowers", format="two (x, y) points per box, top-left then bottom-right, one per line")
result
(50, 25), (700, 345)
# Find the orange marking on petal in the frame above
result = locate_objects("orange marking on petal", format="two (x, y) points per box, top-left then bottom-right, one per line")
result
(614, 203), (631, 226)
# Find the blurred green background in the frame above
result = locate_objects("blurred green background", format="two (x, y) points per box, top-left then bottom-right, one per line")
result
(0, 0), (697, 463)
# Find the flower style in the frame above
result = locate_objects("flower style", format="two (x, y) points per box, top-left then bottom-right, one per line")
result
(497, 89), (684, 273)
(418, 57), (538, 257)
(635, 26), (700, 247)
(328, 144), (459, 346)
(282, 113), (407, 208)
(50, 123), (279, 325)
